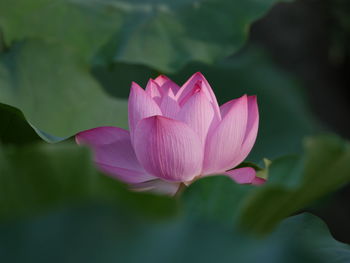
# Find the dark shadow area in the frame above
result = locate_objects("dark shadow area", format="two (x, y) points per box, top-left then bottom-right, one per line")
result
(250, 0), (350, 139)
(249, 0), (350, 243)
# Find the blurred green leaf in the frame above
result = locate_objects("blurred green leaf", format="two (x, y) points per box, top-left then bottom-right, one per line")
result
(0, 142), (176, 221)
(241, 134), (350, 233)
(93, 62), (157, 99)
(181, 134), (350, 234)
(182, 176), (255, 225)
(0, 207), (348, 263)
(0, 0), (284, 72)
(0, 40), (128, 142)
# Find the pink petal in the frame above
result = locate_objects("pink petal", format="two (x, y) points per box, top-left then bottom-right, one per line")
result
(220, 95), (259, 164)
(133, 116), (203, 182)
(176, 72), (221, 121)
(154, 75), (180, 95)
(224, 167), (257, 184)
(131, 179), (180, 196)
(220, 98), (238, 119)
(159, 89), (181, 119)
(145, 79), (162, 104)
(128, 82), (162, 135)
(202, 95), (248, 175)
(76, 127), (156, 184)
(154, 75), (170, 86)
(177, 86), (216, 146)
(239, 96), (259, 160)
(252, 176), (266, 185)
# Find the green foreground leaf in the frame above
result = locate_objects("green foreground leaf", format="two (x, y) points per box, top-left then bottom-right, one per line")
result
(182, 134), (350, 233)
(0, 134), (349, 262)
(0, 142), (176, 221)
(0, 208), (348, 263)
(241, 135), (350, 233)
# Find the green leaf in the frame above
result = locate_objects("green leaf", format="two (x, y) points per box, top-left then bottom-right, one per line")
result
(0, 142), (176, 221)
(0, 0), (284, 72)
(240, 134), (350, 233)
(92, 62), (158, 99)
(182, 176), (255, 225)
(181, 134), (350, 234)
(0, 207), (348, 263)
(0, 40), (128, 142)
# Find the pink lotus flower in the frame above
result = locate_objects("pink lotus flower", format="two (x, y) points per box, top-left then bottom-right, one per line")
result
(76, 72), (264, 195)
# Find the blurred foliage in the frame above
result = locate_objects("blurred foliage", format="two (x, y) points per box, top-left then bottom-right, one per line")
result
(0, 142), (176, 221)
(182, 135), (350, 233)
(0, 0), (284, 72)
(0, 206), (349, 262)
(0, 134), (350, 262)
(242, 135), (350, 232)
(1, 132), (349, 240)
(0, 40), (128, 142)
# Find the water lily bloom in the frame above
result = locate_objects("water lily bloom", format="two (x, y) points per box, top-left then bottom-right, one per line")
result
(76, 72), (264, 195)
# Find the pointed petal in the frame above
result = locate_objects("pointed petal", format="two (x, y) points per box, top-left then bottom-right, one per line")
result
(145, 79), (162, 104)
(133, 116), (203, 182)
(224, 167), (257, 184)
(154, 75), (170, 86)
(220, 95), (259, 164)
(159, 89), (181, 119)
(76, 127), (155, 184)
(239, 96), (259, 160)
(131, 179), (180, 196)
(177, 86), (215, 145)
(220, 98), (238, 119)
(176, 72), (221, 120)
(203, 95), (248, 175)
(154, 75), (180, 95)
(128, 82), (162, 134)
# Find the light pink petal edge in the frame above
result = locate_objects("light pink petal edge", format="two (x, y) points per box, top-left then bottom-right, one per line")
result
(154, 75), (180, 95)
(145, 79), (162, 104)
(203, 95), (248, 175)
(176, 72), (221, 121)
(128, 82), (162, 135)
(76, 126), (155, 184)
(131, 179), (180, 196)
(224, 167), (265, 185)
(238, 95), (259, 162)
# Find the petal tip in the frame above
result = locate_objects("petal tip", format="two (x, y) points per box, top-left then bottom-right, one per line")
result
(131, 81), (143, 91)
(157, 74), (169, 80)
(194, 71), (204, 77)
(248, 95), (258, 103)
